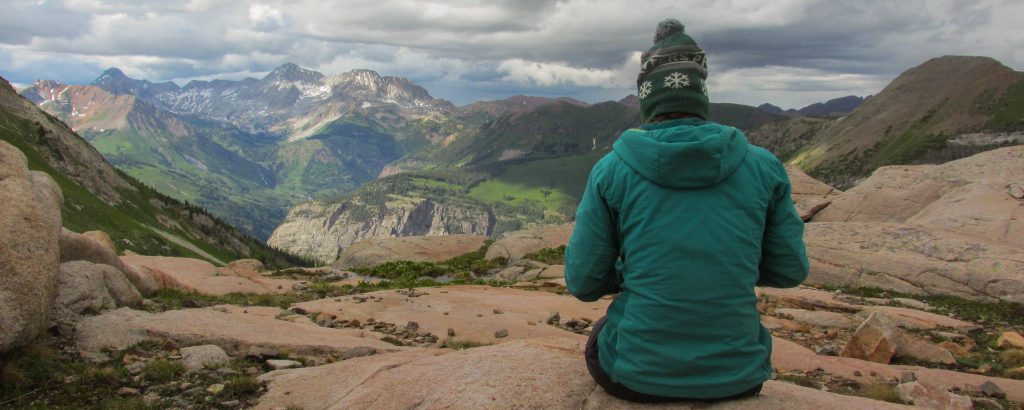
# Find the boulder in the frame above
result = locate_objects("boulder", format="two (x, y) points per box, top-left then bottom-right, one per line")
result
(0, 141), (62, 352)
(256, 337), (911, 409)
(896, 381), (973, 410)
(59, 228), (159, 295)
(180, 344), (230, 372)
(785, 165), (841, 221)
(82, 230), (117, 254)
(485, 223), (573, 262)
(840, 312), (900, 363)
(333, 234), (488, 269)
(812, 146), (1024, 247)
(895, 333), (956, 365)
(805, 222), (1024, 302)
(53, 261), (143, 329)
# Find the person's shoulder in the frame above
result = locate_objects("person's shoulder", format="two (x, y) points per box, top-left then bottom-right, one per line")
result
(746, 144), (782, 165)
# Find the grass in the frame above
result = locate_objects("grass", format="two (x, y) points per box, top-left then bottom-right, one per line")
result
(0, 337), (137, 408)
(223, 375), (260, 398)
(141, 359), (185, 383)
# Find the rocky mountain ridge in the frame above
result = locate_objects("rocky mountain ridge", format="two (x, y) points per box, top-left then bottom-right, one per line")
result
(760, 56), (1024, 187)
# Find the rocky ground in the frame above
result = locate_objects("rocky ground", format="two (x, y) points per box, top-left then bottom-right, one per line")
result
(2, 144), (1023, 409)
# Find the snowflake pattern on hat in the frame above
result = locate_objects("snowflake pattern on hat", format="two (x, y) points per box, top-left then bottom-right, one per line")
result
(638, 81), (653, 99)
(664, 72), (690, 89)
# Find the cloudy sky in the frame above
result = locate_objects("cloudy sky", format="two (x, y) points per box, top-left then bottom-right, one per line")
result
(2, 0), (1022, 108)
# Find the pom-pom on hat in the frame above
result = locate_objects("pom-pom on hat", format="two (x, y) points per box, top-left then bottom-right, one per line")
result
(637, 19), (709, 123)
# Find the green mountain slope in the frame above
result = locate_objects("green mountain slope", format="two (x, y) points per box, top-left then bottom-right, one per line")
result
(780, 56), (1024, 187)
(0, 77), (305, 267)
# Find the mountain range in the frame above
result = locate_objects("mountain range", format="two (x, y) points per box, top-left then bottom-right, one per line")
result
(16, 55), (1024, 264)
(20, 64), (784, 243)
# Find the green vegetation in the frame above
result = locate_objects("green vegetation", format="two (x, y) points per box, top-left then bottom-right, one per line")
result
(982, 79), (1024, 131)
(522, 246), (566, 265)
(0, 334), (269, 408)
(351, 242), (504, 281)
(824, 286), (1024, 326)
(141, 359), (185, 383)
(223, 375), (261, 398)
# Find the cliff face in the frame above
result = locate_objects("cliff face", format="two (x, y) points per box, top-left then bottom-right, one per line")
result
(267, 197), (493, 263)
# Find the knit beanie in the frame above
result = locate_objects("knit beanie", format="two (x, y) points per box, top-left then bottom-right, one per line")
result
(637, 19), (709, 123)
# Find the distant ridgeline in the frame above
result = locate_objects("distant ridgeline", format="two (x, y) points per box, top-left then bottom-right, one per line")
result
(0, 76), (311, 268)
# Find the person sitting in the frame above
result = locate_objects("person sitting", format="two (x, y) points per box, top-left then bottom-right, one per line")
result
(564, 18), (809, 403)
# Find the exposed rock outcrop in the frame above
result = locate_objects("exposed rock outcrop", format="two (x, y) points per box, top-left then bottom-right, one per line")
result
(333, 234), (488, 269)
(295, 285), (610, 345)
(75, 305), (400, 358)
(812, 146), (1024, 247)
(255, 338), (911, 410)
(484, 223), (573, 262)
(804, 222), (1024, 301)
(786, 165), (841, 221)
(121, 255), (295, 295)
(268, 198), (493, 264)
(0, 141), (62, 352)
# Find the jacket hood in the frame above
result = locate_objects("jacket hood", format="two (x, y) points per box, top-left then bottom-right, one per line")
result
(612, 118), (749, 188)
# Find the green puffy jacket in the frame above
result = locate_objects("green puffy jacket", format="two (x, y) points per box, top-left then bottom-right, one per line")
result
(565, 118), (809, 399)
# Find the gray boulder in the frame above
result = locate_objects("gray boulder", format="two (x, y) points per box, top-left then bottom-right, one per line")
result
(53, 261), (143, 329)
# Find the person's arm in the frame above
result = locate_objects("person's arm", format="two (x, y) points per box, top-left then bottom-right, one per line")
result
(757, 161), (810, 288)
(565, 165), (621, 302)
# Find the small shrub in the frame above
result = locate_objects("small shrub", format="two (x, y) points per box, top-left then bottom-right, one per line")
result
(224, 375), (260, 398)
(522, 245), (566, 265)
(859, 383), (906, 404)
(142, 359), (185, 383)
(1002, 349), (1024, 368)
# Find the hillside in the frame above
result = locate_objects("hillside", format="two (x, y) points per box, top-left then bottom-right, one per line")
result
(0, 76), (303, 267)
(784, 56), (1024, 186)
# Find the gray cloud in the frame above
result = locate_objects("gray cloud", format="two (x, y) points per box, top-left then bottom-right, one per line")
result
(0, 0), (1021, 108)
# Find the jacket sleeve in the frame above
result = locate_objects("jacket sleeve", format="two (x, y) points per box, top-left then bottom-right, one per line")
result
(757, 161), (810, 288)
(565, 164), (621, 302)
